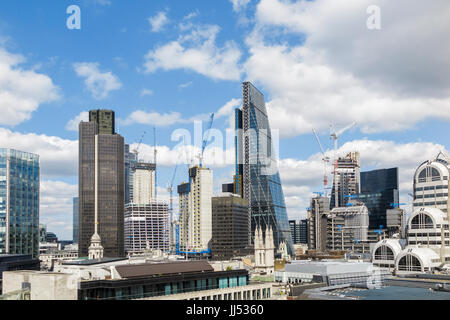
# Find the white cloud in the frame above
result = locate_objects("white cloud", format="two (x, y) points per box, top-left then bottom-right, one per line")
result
(73, 62), (122, 100)
(230, 0), (251, 12)
(149, 11), (169, 32)
(140, 88), (153, 97)
(144, 24), (242, 81)
(40, 180), (77, 240)
(0, 48), (59, 126)
(0, 128), (78, 178)
(242, 0), (450, 137)
(65, 111), (89, 131)
(120, 110), (185, 127)
(179, 81), (193, 89)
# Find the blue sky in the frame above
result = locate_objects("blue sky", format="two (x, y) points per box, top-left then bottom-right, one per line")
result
(0, 0), (449, 240)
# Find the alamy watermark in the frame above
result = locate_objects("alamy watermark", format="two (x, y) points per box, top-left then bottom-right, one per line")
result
(67, 5), (81, 30)
(367, 5), (381, 30)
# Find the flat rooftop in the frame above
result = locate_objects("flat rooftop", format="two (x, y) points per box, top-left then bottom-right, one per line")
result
(345, 286), (450, 300)
(115, 261), (215, 279)
(62, 257), (127, 266)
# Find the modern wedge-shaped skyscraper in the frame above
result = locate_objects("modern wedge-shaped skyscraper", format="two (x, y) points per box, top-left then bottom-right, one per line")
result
(234, 82), (294, 254)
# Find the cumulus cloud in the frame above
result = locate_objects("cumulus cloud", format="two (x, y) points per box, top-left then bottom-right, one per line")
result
(65, 111), (89, 131)
(73, 62), (122, 99)
(230, 0), (251, 12)
(143, 24), (242, 81)
(0, 128), (77, 178)
(149, 11), (170, 32)
(40, 180), (78, 239)
(243, 0), (450, 137)
(0, 48), (59, 126)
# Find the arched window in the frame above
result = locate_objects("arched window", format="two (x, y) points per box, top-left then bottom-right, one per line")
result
(398, 254), (422, 272)
(374, 245), (395, 261)
(418, 169), (427, 180)
(411, 213), (434, 229)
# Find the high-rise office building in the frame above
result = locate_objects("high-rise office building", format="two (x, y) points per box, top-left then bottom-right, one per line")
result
(73, 197), (79, 244)
(234, 82), (293, 254)
(124, 144), (138, 205)
(289, 220), (301, 244)
(413, 152), (449, 216)
(79, 109), (125, 258)
(307, 196), (330, 252)
(330, 152), (361, 209)
(0, 149), (40, 258)
(124, 202), (169, 254)
(129, 162), (156, 204)
(178, 166), (213, 252)
(299, 219), (308, 244)
(211, 194), (249, 260)
(354, 168), (399, 229)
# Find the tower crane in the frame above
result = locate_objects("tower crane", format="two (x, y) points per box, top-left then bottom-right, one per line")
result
(133, 131), (147, 159)
(330, 122), (357, 208)
(312, 129), (330, 197)
(167, 163), (179, 223)
(198, 113), (215, 168)
(153, 127), (158, 199)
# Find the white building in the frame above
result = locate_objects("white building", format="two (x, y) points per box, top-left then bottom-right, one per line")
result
(124, 202), (169, 254)
(372, 207), (450, 274)
(254, 225), (275, 275)
(178, 166), (213, 252)
(129, 162), (156, 204)
(413, 152), (449, 214)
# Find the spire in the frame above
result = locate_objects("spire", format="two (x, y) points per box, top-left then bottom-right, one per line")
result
(89, 135), (104, 261)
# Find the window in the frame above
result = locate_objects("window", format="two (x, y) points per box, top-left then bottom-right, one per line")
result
(374, 245), (395, 261)
(411, 213), (434, 229)
(398, 254), (422, 272)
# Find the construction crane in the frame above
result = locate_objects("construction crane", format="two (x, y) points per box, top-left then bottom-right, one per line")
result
(153, 127), (158, 199)
(312, 129), (330, 197)
(198, 113), (215, 168)
(167, 164), (179, 223)
(330, 121), (357, 208)
(133, 131), (147, 158)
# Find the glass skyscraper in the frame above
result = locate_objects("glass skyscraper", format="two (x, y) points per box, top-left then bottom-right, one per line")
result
(355, 168), (399, 229)
(235, 82), (294, 254)
(0, 149), (40, 258)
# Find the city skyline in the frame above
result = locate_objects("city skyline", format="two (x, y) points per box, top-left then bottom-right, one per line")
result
(0, 0), (449, 240)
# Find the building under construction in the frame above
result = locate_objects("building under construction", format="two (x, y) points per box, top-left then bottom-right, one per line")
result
(326, 204), (369, 252)
(307, 196), (330, 252)
(330, 152), (361, 209)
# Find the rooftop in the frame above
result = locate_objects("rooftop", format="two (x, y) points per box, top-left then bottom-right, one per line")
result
(115, 261), (214, 279)
(62, 257), (126, 266)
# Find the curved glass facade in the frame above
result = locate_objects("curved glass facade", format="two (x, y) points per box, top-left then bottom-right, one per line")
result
(235, 82), (294, 254)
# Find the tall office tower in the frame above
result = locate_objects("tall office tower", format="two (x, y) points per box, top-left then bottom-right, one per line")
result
(124, 202), (169, 254)
(289, 220), (301, 244)
(413, 152), (449, 217)
(327, 204), (369, 251)
(79, 109), (125, 258)
(73, 197), (79, 244)
(353, 168), (399, 229)
(330, 152), (361, 209)
(235, 82), (293, 255)
(307, 196), (330, 252)
(129, 162), (156, 204)
(299, 219), (308, 244)
(124, 144), (138, 205)
(0, 149), (40, 258)
(39, 224), (47, 243)
(178, 166), (213, 252)
(211, 194), (249, 260)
